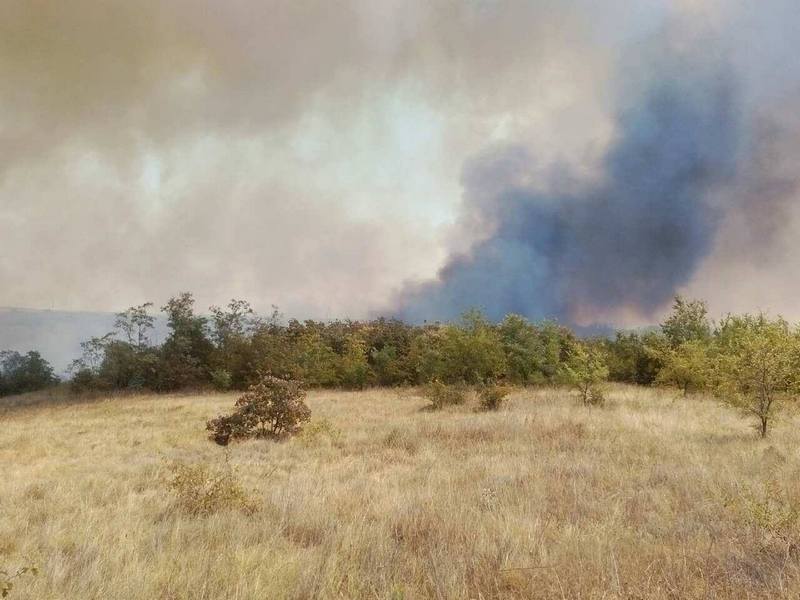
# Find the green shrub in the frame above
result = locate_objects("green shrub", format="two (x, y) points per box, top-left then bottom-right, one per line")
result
(207, 374), (311, 445)
(423, 380), (467, 410)
(477, 383), (512, 411)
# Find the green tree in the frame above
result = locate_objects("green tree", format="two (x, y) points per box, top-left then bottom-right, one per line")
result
(0, 350), (58, 396)
(209, 299), (259, 389)
(364, 318), (416, 385)
(498, 314), (546, 384)
(560, 342), (609, 405)
(158, 292), (214, 390)
(114, 302), (155, 349)
(712, 314), (799, 437)
(603, 331), (666, 385)
(292, 330), (339, 387)
(661, 296), (711, 349)
(535, 321), (575, 383)
(655, 339), (710, 395)
(338, 334), (371, 389)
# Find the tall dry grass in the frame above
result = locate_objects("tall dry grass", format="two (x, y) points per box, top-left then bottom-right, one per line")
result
(1, 385), (799, 599)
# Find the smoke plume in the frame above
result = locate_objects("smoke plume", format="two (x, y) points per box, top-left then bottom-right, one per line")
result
(395, 21), (800, 325)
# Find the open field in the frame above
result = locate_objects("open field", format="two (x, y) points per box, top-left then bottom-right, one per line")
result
(2, 386), (800, 599)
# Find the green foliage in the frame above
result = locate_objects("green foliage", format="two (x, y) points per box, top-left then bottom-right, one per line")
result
(712, 314), (800, 437)
(423, 380), (468, 410)
(661, 295), (711, 349)
(210, 368), (233, 391)
(603, 331), (665, 385)
(0, 350), (58, 397)
(68, 302), (160, 392)
(477, 383), (512, 411)
(498, 315), (573, 384)
(165, 459), (260, 516)
(207, 374), (311, 444)
(656, 339), (711, 395)
(410, 311), (507, 385)
(337, 335), (372, 389)
(60, 290), (800, 436)
(364, 318), (417, 385)
(209, 299), (258, 389)
(158, 292), (214, 390)
(291, 330), (340, 387)
(114, 302), (155, 348)
(69, 367), (97, 393)
(560, 342), (609, 405)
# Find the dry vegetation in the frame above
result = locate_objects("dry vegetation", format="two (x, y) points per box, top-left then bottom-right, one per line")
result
(2, 385), (800, 599)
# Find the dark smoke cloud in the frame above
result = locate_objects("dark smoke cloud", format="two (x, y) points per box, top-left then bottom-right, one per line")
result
(394, 42), (766, 324)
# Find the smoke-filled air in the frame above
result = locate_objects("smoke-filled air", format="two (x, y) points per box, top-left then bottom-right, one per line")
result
(2, 1), (800, 326)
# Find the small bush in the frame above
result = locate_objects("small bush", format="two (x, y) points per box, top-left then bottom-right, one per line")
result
(477, 383), (512, 411)
(207, 374), (311, 445)
(423, 380), (467, 410)
(165, 459), (260, 516)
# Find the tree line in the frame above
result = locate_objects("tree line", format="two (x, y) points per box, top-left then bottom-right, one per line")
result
(3, 293), (799, 436)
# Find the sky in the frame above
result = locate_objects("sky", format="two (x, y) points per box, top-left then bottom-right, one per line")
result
(2, 0), (799, 325)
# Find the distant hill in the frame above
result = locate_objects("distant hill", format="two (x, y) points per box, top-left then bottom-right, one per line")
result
(0, 308), (167, 376)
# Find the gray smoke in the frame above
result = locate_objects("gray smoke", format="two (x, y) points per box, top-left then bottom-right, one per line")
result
(395, 28), (800, 324)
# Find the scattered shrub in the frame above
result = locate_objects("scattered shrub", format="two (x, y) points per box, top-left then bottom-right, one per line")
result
(477, 383), (512, 411)
(423, 380), (467, 410)
(207, 374), (311, 445)
(165, 459), (260, 516)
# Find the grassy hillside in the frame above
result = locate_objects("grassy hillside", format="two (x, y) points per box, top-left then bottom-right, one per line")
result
(2, 386), (799, 599)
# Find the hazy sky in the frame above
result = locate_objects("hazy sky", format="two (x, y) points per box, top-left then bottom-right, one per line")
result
(2, 1), (799, 324)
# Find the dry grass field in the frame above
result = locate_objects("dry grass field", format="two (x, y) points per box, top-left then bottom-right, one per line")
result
(2, 385), (799, 599)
